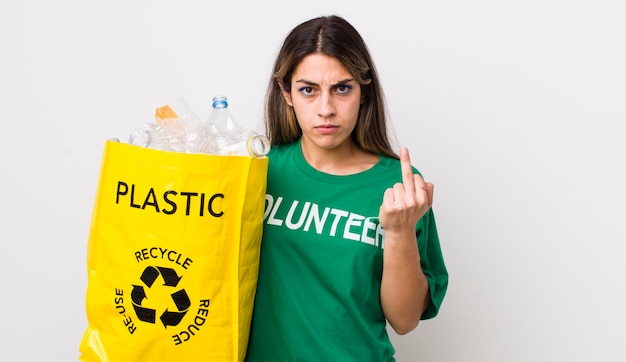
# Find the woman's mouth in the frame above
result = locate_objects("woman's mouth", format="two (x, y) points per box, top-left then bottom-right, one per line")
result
(316, 124), (339, 134)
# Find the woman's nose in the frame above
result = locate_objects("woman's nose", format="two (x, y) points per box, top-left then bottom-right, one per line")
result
(317, 92), (336, 118)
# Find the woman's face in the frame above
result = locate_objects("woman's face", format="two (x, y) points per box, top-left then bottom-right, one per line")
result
(281, 53), (362, 153)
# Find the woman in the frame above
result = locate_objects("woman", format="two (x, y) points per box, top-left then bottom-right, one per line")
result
(245, 15), (448, 361)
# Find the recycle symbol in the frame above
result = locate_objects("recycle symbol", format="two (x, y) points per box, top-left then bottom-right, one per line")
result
(131, 266), (190, 328)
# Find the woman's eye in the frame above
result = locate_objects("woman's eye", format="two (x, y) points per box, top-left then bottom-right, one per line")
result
(336, 84), (352, 94)
(298, 86), (314, 96)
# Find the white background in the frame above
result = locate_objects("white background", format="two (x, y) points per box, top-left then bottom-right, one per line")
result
(1, 0), (625, 361)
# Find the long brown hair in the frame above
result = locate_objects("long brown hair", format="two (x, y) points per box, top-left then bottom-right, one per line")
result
(265, 15), (398, 159)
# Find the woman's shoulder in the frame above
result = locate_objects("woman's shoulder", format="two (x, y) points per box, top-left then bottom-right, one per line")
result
(267, 142), (297, 159)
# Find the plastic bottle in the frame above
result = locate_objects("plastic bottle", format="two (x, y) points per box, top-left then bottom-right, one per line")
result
(127, 98), (200, 152)
(204, 95), (270, 157)
(153, 97), (203, 153)
(128, 123), (185, 152)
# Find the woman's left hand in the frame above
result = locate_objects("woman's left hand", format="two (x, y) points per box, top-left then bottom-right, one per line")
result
(379, 147), (434, 234)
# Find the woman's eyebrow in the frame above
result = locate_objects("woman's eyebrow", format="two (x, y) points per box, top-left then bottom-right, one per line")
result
(294, 78), (355, 86)
(294, 79), (318, 86)
(333, 78), (354, 85)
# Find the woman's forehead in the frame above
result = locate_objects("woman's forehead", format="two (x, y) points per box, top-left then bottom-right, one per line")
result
(292, 54), (353, 85)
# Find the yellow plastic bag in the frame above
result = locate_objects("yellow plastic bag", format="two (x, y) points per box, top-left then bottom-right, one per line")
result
(79, 140), (268, 361)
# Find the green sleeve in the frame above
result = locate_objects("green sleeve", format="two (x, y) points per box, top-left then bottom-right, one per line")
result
(417, 208), (449, 320)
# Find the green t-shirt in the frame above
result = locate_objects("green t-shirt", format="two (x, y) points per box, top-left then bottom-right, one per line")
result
(245, 140), (448, 362)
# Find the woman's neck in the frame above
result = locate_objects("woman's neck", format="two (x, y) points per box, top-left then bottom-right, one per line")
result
(300, 139), (379, 176)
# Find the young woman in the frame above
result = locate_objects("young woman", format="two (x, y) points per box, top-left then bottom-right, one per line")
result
(245, 15), (448, 361)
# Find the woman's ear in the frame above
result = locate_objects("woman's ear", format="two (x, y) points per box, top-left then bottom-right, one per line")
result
(278, 79), (293, 107)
